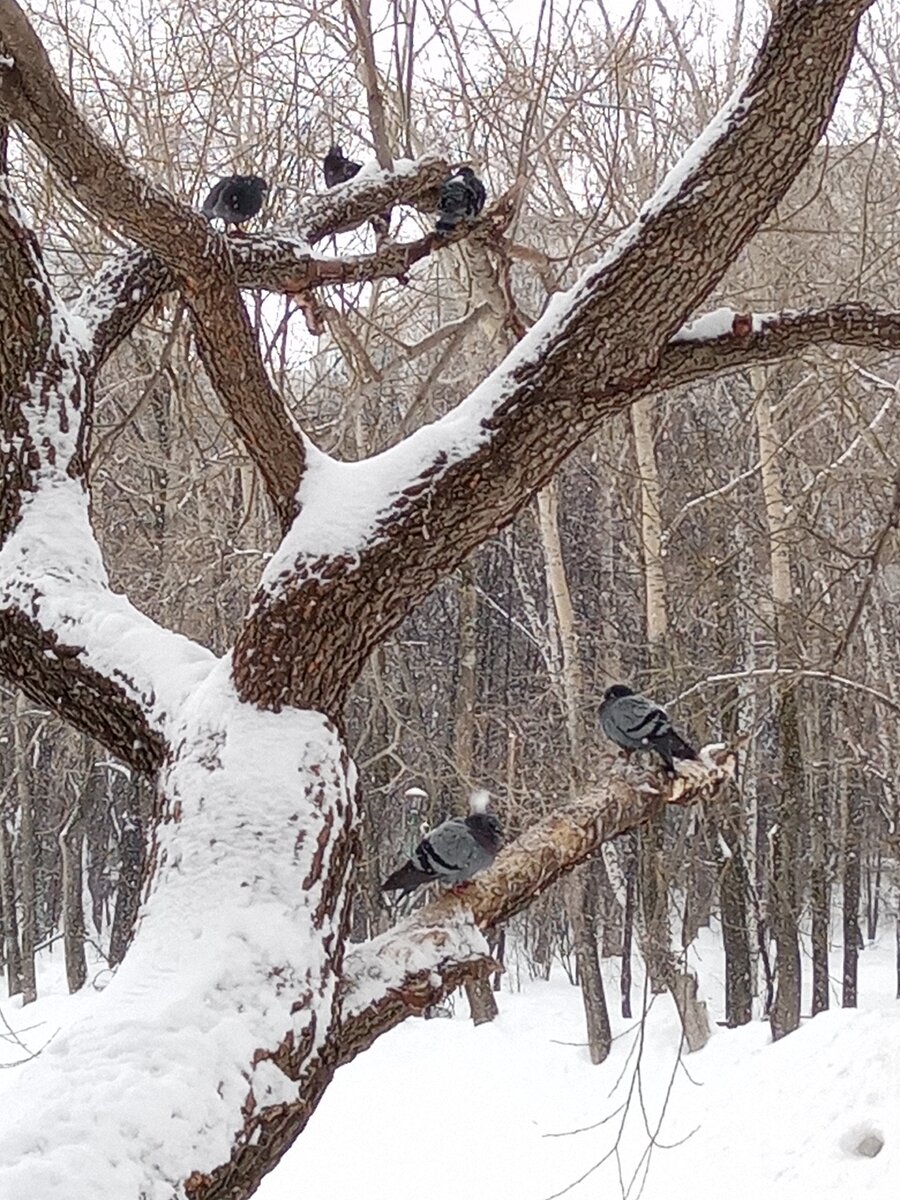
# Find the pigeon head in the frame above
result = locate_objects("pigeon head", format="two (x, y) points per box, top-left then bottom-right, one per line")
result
(603, 684), (634, 702)
(465, 811), (503, 852)
(328, 144), (343, 158)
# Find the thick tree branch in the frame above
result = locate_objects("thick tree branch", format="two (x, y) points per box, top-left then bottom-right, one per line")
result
(0, 177), (209, 768)
(184, 748), (735, 1200)
(0, 0), (307, 525)
(232, 0), (874, 713)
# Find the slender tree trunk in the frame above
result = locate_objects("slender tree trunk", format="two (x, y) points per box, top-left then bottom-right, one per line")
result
(0, 818), (23, 997)
(754, 366), (802, 1041)
(537, 479), (612, 1061)
(621, 830), (638, 1019)
(631, 398), (676, 993)
(564, 873), (612, 1064)
(454, 561), (498, 1026)
(60, 793), (88, 994)
(769, 686), (803, 1040)
(13, 694), (37, 1004)
(108, 812), (145, 968)
(718, 825), (753, 1026)
(866, 850), (881, 942)
(842, 782), (863, 1008)
(810, 779), (830, 1015)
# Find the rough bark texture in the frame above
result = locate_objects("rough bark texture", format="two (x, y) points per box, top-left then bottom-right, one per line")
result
(12, 694), (36, 1003)
(842, 782), (864, 1007)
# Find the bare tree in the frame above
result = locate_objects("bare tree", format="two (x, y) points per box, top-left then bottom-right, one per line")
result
(0, 0), (896, 1195)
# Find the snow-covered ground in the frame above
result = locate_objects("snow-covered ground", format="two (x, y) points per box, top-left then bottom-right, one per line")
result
(2, 925), (898, 1200)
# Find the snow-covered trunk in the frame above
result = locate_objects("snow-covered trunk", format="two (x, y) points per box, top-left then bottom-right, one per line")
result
(0, 671), (358, 1199)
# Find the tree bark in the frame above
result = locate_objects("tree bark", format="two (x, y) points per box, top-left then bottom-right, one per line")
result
(453, 561), (499, 1025)
(810, 778), (830, 1015)
(537, 478), (612, 1062)
(564, 871), (612, 1064)
(842, 781), (863, 1008)
(0, 814), (22, 997)
(12, 691), (36, 1004)
(754, 364), (803, 1042)
(60, 790), (88, 994)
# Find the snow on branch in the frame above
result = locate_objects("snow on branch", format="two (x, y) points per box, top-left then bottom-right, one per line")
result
(172, 748), (735, 1199)
(340, 746), (735, 1040)
(233, 0), (875, 713)
(0, 176), (213, 768)
(76, 156), (458, 369)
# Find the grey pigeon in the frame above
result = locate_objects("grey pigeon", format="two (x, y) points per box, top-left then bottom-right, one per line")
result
(322, 144), (362, 187)
(381, 811), (503, 897)
(201, 175), (268, 234)
(322, 144), (390, 236)
(436, 167), (486, 233)
(598, 684), (698, 773)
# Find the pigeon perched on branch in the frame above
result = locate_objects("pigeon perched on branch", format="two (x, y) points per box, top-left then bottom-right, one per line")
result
(598, 684), (698, 774)
(201, 175), (268, 235)
(381, 791), (503, 898)
(323, 144), (362, 187)
(435, 167), (486, 233)
(321, 144), (390, 237)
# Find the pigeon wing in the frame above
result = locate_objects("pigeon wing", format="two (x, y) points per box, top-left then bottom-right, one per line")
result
(418, 817), (482, 881)
(616, 694), (671, 744)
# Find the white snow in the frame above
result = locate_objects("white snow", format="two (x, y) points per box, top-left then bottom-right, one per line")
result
(469, 787), (491, 813)
(0, 662), (357, 1199)
(0, 299), (215, 738)
(3, 907), (899, 1200)
(673, 307), (782, 341)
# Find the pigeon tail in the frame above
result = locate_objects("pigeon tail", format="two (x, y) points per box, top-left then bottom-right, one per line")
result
(654, 729), (698, 773)
(381, 860), (434, 896)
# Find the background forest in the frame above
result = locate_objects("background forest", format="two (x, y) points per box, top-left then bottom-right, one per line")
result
(2, 0), (900, 1063)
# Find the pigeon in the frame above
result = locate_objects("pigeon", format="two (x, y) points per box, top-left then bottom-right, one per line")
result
(201, 175), (268, 234)
(598, 684), (698, 773)
(322, 144), (390, 237)
(322, 144), (362, 187)
(381, 796), (503, 898)
(435, 166), (486, 233)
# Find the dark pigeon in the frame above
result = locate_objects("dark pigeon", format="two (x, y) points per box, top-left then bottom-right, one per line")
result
(436, 167), (486, 233)
(201, 175), (268, 233)
(323, 144), (362, 187)
(322, 144), (390, 237)
(381, 810), (503, 898)
(598, 684), (698, 774)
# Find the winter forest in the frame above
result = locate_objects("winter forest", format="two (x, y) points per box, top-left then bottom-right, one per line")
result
(1, 0), (900, 1195)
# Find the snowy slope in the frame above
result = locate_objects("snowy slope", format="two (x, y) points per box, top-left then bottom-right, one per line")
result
(2, 930), (898, 1200)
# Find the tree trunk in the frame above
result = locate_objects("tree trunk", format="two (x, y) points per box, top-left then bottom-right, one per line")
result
(537, 478), (612, 1057)
(810, 778), (830, 1015)
(60, 794), (88, 994)
(13, 693), (37, 1004)
(865, 850), (881, 942)
(564, 871), (612, 1064)
(754, 365), (802, 1042)
(769, 686), (803, 1041)
(453, 561), (499, 1026)
(621, 830), (638, 1019)
(109, 811), (145, 968)
(718, 824), (753, 1026)
(0, 817), (23, 998)
(842, 782), (863, 1008)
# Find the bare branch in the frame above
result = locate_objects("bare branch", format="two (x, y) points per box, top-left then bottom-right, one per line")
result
(232, 0), (876, 713)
